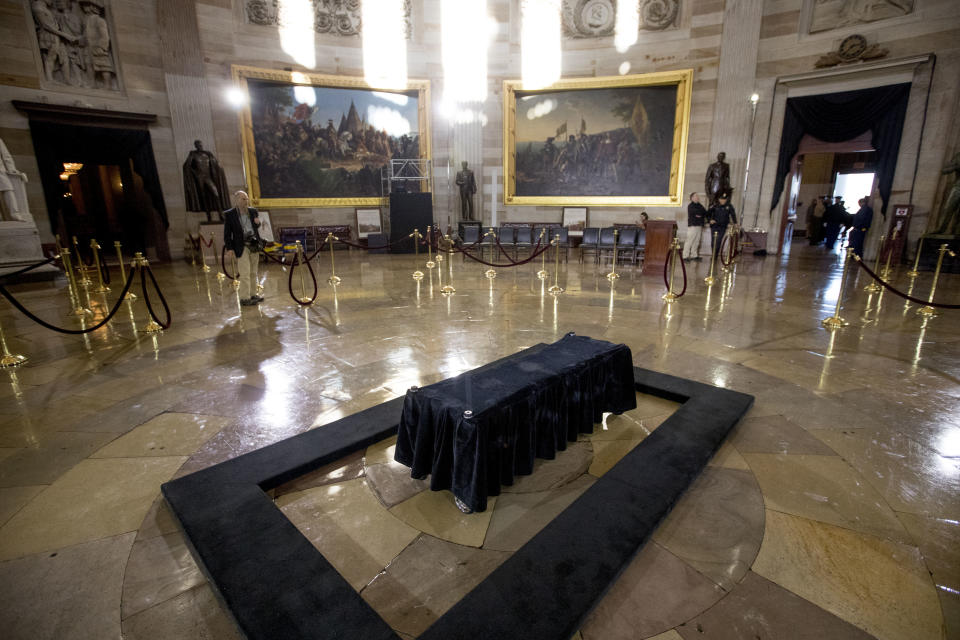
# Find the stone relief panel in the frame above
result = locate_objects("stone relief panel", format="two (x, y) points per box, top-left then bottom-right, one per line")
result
(807, 0), (915, 34)
(27, 0), (121, 92)
(244, 0), (413, 38)
(561, 0), (680, 38)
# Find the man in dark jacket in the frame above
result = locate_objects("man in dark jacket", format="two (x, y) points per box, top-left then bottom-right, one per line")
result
(848, 197), (873, 258)
(223, 190), (264, 306)
(684, 192), (707, 261)
(823, 196), (847, 250)
(708, 190), (738, 262)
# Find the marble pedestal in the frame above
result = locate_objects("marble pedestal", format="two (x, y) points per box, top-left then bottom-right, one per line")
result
(0, 221), (59, 280)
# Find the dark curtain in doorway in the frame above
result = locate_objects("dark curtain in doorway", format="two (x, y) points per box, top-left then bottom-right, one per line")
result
(770, 83), (911, 216)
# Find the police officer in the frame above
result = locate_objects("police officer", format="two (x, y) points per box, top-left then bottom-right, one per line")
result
(708, 190), (738, 261)
(848, 197), (873, 258)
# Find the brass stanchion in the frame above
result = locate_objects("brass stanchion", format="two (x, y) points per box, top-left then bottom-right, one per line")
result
(213, 233), (226, 282)
(89, 239), (110, 293)
(411, 229), (424, 280)
(548, 233), (564, 295)
(295, 241), (312, 303)
(114, 241), (136, 299)
(187, 234), (197, 267)
(425, 226), (436, 269)
(60, 249), (90, 316)
(436, 229), (445, 264)
(917, 243), (956, 317)
(704, 231), (718, 285)
(440, 234), (455, 295)
(536, 229), (548, 280)
(134, 252), (163, 333)
(822, 248), (853, 328)
(0, 314), (27, 368)
(71, 236), (92, 287)
(199, 233), (211, 272)
(662, 237), (681, 301)
(606, 229), (620, 281)
(325, 232), (341, 285)
(907, 236), (923, 278)
(231, 251), (240, 290)
(864, 233), (885, 293)
(483, 229), (496, 279)
(880, 229), (899, 279)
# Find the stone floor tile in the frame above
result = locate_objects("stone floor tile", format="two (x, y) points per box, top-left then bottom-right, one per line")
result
(273, 449), (365, 498)
(589, 411), (669, 441)
(121, 531), (205, 619)
(896, 512), (960, 593)
(0, 431), (115, 487)
(365, 434), (398, 466)
(0, 532), (134, 640)
(120, 583), (242, 640)
(501, 440), (593, 492)
(91, 412), (232, 458)
(730, 414), (838, 455)
(752, 510), (942, 640)
(676, 570), (876, 640)
(0, 456), (186, 561)
(706, 442), (750, 471)
(652, 467), (764, 591)
(135, 496), (180, 542)
(360, 535), (510, 637)
(580, 542), (726, 640)
(588, 439), (642, 477)
(277, 477), (420, 590)
(389, 489), (497, 548)
(364, 460), (429, 507)
(0, 485), (46, 527)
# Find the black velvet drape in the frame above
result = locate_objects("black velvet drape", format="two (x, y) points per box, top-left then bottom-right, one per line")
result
(770, 83), (911, 216)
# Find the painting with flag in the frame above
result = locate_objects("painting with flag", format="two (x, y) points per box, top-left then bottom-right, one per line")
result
(504, 69), (693, 206)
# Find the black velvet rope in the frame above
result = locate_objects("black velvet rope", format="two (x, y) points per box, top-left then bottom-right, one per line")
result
(455, 238), (550, 268)
(220, 245), (239, 280)
(98, 249), (111, 285)
(662, 246), (688, 298)
(719, 233), (736, 267)
(852, 256), (960, 309)
(0, 263), (139, 334)
(287, 251), (319, 306)
(0, 256), (59, 283)
(140, 265), (172, 329)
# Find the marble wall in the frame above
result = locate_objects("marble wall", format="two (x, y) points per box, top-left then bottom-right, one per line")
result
(1, 0), (958, 258)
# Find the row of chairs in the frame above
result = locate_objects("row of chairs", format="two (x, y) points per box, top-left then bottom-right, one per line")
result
(580, 227), (646, 266)
(461, 226), (570, 262)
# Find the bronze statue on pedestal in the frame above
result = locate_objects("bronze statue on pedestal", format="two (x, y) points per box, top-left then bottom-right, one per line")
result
(183, 140), (230, 222)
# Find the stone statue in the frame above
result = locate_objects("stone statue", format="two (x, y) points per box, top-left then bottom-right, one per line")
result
(704, 152), (731, 207)
(80, 0), (117, 90)
(933, 151), (960, 236)
(455, 161), (477, 221)
(30, 0), (118, 90)
(0, 138), (32, 224)
(182, 140), (231, 222)
(32, 0), (75, 83)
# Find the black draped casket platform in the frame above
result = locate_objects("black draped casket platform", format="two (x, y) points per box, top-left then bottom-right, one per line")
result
(394, 333), (637, 511)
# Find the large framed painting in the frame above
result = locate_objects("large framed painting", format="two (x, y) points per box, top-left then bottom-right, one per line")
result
(503, 69), (693, 207)
(233, 66), (430, 208)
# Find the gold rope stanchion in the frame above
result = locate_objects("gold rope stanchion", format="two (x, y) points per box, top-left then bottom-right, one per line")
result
(295, 241), (312, 303)
(325, 232), (341, 285)
(662, 237), (681, 302)
(536, 228), (548, 280)
(133, 253), (163, 333)
(0, 313), (27, 368)
(917, 243), (957, 317)
(483, 228), (496, 279)
(822, 248), (853, 328)
(231, 251), (241, 290)
(704, 231), (718, 285)
(880, 229), (899, 279)
(425, 226), (436, 270)
(548, 233), (564, 295)
(906, 236), (923, 278)
(60, 249), (90, 316)
(71, 236), (92, 287)
(411, 229), (424, 280)
(114, 241), (136, 300)
(199, 233), (211, 272)
(89, 239), (110, 293)
(864, 233), (885, 293)
(606, 229), (620, 281)
(212, 233), (226, 283)
(187, 234), (197, 267)
(440, 234), (455, 295)
(436, 229), (445, 264)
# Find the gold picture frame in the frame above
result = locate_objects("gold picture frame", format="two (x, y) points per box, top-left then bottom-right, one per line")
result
(503, 69), (693, 207)
(233, 65), (431, 208)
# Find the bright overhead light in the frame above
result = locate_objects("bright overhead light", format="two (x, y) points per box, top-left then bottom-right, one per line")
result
(521, 0), (561, 90)
(362, 0), (408, 90)
(278, 0), (316, 68)
(750, 93), (760, 104)
(441, 0), (489, 111)
(225, 87), (247, 108)
(615, 0), (639, 53)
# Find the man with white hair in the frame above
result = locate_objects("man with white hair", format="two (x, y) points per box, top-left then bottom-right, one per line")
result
(223, 190), (264, 306)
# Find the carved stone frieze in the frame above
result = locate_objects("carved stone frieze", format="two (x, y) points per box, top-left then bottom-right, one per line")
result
(244, 0), (412, 38)
(28, 0), (121, 92)
(808, 0), (914, 35)
(814, 34), (889, 68)
(561, 0), (679, 38)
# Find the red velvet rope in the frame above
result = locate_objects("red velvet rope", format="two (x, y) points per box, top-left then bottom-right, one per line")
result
(662, 246), (688, 298)
(220, 245), (239, 280)
(454, 238), (550, 267)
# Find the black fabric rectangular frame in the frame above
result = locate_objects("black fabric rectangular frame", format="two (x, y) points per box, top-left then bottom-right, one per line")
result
(162, 363), (753, 640)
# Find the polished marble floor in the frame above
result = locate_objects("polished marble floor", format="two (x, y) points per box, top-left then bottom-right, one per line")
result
(0, 241), (957, 640)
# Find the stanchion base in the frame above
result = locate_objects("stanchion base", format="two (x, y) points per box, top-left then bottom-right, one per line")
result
(485, 269), (496, 279)
(821, 316), (849, 328)
(662, 292), (678, 301)
(917, 305), (936, 317)
(537, 270), (548, 280)
(548, 285), (564, 295)
(704, 276), (716, 285)
(412, 271), (424, 280)
(78, 278), (93, 288)
(606, 272), (619, 281)
(70, 306), (93, 317)
(0, 353), (27, 368)
(298, 297), (313, 304)
(863, 283), (882, 293)
(440, 285), (456, 295)
(93, 286), (110, 293)
(328, 276), (341, 286)
(216, 273), (226, 282)
(123, 292), (137, 300)
(202, 265), (211, 272)
(142, 321), (163, 334)
(436, 254), (445, 263)
(231, 280), (240, 290)
(426, 261), (436, 269)
(906, 270), (920, 278)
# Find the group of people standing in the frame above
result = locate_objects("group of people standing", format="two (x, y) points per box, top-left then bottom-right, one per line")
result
(683, 190), (738, 262)
(806, 195), (874, 257)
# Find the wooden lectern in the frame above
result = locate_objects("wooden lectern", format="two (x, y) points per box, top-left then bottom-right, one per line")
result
(641, 220), (677, 275)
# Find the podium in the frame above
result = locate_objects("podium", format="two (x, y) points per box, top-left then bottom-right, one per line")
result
(641, 220), (677, 275)
(389, 193), (432, 253)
